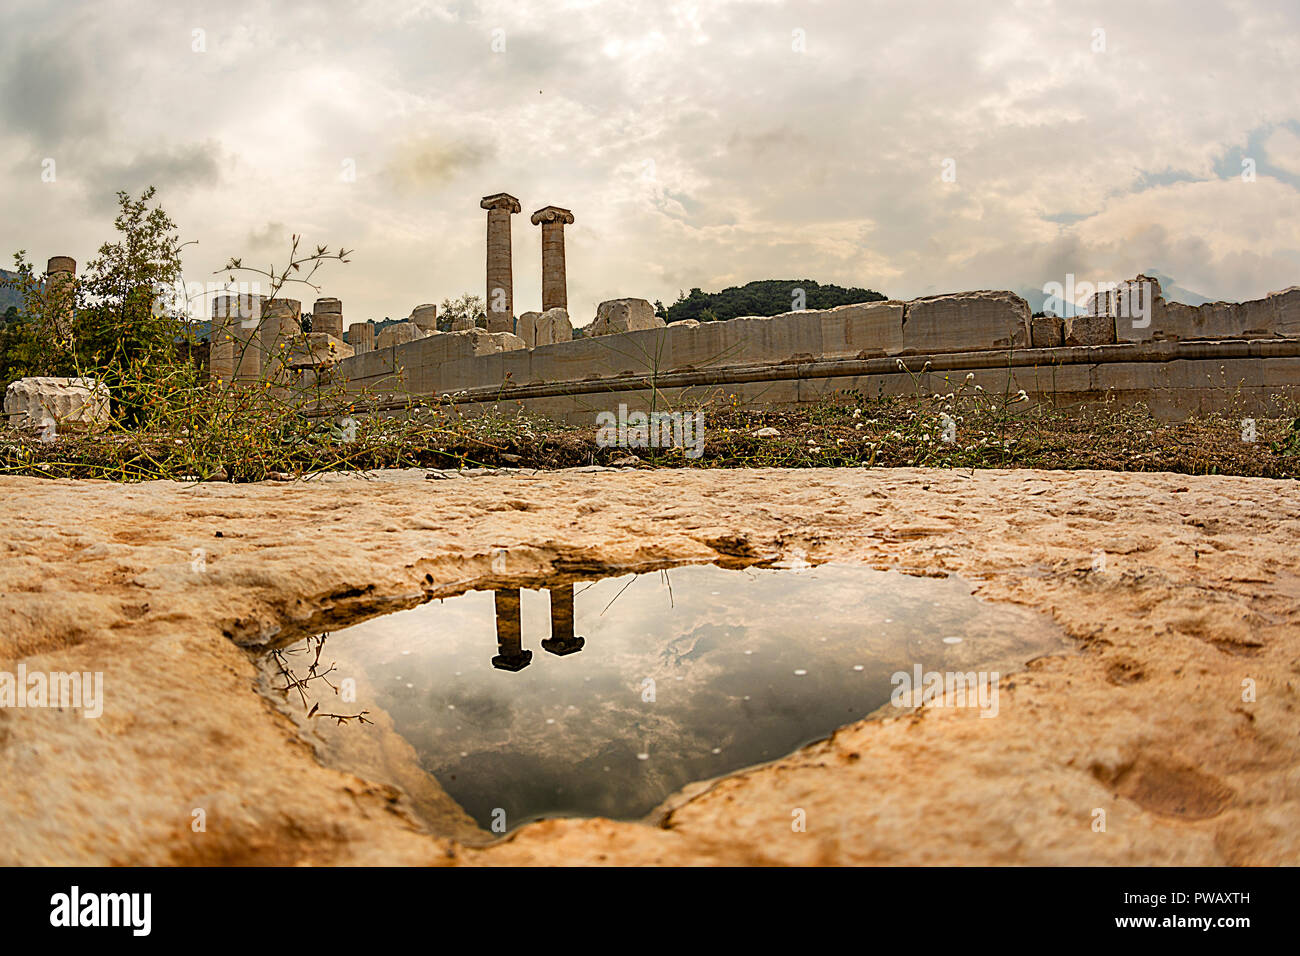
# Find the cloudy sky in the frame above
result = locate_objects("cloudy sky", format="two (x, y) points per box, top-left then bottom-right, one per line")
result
(2, 0), (1298, 325)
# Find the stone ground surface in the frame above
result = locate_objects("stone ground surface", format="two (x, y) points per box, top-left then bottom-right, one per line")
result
(0, 466), (1296, 866)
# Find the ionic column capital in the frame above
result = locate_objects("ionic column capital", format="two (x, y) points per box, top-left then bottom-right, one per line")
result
(481, 192), (522, 213)
(530, 205), (574, 225)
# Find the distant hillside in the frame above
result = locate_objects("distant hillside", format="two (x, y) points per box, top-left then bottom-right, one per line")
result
(661, 279), (887, 324)
(0, 269), (24, 317)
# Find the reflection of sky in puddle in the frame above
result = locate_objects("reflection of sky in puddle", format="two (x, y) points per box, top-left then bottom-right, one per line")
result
(276, 564), (1064, 833)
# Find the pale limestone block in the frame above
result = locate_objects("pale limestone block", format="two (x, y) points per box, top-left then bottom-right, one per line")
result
(1031, 314), (1064, 348)
(1064, 312), (1116, 346)
(590, 298), (664, 336)
(902, 290), (1031, 353)
(535, 307), (573, 347)
(516, 311), (542, 349)
(376, 321), (424, 350)
(818, 301), (905, 357)
(411, 303), (438, 333)
(286, 333), (353, 369)
(4, 377), (110, 431)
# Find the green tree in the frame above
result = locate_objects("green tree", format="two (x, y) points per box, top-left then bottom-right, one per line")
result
(662, 279), (886, 324)
(4, 188), (194, 424)
(438, 292), (485, 332)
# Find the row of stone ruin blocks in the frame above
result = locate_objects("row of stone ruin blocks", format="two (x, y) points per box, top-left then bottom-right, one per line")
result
(1042, 275), (1300, 347)
(207, 293), (453, 384)
(322, 295), (650, 370)
(333, 278), (1300, 399)
(208, 289), (548, 388)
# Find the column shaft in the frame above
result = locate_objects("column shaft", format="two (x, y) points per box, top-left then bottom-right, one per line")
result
(486, 207), (514, 331)
(540, 221), (567, 312)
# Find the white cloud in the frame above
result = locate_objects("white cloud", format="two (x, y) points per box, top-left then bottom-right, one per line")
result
(1, 0), (1298, 324)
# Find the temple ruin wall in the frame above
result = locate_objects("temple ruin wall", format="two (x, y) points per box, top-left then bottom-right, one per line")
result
(319, 283), (1300, 421)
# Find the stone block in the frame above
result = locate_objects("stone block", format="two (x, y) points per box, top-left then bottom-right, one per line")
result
(1031, 314), (1064, 348)
(411, 303), (438, 333)
(1148, 287), (1300, 341)
(516, 311), (542, 349)
(286, 333), (353, 369)
(376, 321), (424, 350)
(589, 298), (665, 336)
(535, 307), (574, 347)
(399, 328), (524, 370)
(4, 377), (110, 431)
(1064, 312), (1116, 346)
(347, 322), (374, 353)
(902, 290), (1031, 353)
(1268, 287), (1300, 337)
(819, 301), (905, 357)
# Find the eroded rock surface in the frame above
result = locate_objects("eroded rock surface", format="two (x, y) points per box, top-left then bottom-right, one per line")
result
(0, 468), (1296, 865)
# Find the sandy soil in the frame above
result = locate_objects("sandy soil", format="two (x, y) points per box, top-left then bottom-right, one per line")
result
(0, 466), (1295, 865)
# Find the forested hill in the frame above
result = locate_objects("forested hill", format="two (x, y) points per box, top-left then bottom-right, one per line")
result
(659, 279), (886, 324)
(0, 270), (23, 316)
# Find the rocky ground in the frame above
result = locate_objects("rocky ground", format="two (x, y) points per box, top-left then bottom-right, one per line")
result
(0, 466), (1295, 865)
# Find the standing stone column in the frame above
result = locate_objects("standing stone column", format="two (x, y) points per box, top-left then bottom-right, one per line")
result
(230, 294), (265, 386)
(481, 193), (521, 333)
(258, 299), (301, 385)
(209, 295), (237, 386)
(530, 206), (574, 312)
(542, 584), (585, 656)
(312, 297), (343, 338)
(347, 322), (374, 353)
(492, 589), (532, 671)
(45, 256), (76, 339)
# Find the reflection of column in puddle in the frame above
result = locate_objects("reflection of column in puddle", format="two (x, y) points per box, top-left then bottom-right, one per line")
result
(542, 584), (586, 656)
(491, 589), (532, 671)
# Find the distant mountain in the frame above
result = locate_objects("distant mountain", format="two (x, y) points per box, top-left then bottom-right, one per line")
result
(662, 279), (886, 324)
(1016, 285), (1085, 318)
(1144, 270), (1212, 306)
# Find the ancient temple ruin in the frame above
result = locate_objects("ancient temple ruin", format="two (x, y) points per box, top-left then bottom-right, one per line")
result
(191, 190), (1300, 422)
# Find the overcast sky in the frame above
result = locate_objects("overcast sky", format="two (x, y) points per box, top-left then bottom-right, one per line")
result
(2, 0), (1298, 325)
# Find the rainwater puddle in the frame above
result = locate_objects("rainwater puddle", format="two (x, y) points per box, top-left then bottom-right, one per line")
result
(262, 563), (1068, 835)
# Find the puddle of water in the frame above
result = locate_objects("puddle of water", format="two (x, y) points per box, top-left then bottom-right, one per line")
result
(263, 563), (1067, 835)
